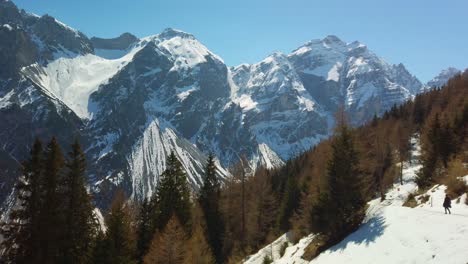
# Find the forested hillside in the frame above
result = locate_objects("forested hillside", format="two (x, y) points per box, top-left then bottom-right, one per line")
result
(1, 72), (467, 263)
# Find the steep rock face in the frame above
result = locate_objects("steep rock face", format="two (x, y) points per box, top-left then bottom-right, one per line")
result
(0, 25), (38, 78)
(226, 36), (424, 160)
(32, 14), (94, 60)
(426, 67), (461, 88)
(229, 52), (328, 160)
(288, 36), (424, 124)
(85, 35), (230, 204)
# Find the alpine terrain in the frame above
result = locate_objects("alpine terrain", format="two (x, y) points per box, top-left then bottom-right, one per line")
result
(0, 0), (459, 207)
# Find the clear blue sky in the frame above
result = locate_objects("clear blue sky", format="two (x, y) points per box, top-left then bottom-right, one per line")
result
(12, 0), (467, 81)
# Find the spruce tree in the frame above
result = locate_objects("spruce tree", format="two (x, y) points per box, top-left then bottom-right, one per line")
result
(310, 123), (366, 244)
(39, 137), (66, 263)
(439, 122), (455, 168)
(0, 138), (43, 263)
(198, 153), (224, 263)
(155, 151), (192, 231)
(276, 174), (300, 232)
(136, 198), (153, 263)
(416, 114), (442, 188)
(61, 139), (98, 263)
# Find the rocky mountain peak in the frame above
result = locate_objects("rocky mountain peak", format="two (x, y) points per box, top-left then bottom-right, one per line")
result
(323, 34), (345, 45)
(0, 0), (23, 26)
(158, 27), (196, 40)
(33, 15), (93, 59)
(264, 51), (289, 63)
(426, 67), (461, 88)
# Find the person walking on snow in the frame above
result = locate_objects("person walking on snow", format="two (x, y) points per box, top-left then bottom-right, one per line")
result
(443, 194), (451, 214)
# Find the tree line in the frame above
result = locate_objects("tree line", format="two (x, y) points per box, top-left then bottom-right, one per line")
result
(1, 71), (467, 263)
(0, 138), (98, 264)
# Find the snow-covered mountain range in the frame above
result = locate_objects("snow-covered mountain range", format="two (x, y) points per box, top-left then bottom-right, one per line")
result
(0, 0), (460, 206)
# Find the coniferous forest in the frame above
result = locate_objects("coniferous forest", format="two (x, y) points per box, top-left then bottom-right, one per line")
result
(1, 72), (467, 263)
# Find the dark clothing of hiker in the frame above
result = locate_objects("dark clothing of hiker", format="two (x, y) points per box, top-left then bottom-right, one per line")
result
(443, 196), (451, 214)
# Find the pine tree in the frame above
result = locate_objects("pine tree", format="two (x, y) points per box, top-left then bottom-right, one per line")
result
(144, 215), (186, 264)
(0, 138), (43, 263)
(136, 198), (153, 263)
(155, 151), (192, 231)
(39, 137), (66, 263)
(198, 153), (224, 263)
(276, 173), (300, 232)
(412, 94), (425, 125)
(416, 114), (442, 188)
(310, 123), (366, 245)
(439, 121), (455, 168)
(61, 139), (98, 263)
(99, 190), (136, 264)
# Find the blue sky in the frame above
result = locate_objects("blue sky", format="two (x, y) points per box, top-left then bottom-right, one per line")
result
(12, 0), (467, 81)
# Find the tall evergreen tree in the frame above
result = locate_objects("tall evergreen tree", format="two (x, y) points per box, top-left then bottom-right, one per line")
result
(412, 94), (425, 125)
(310, 123), (366, 244)
(136, 198), (153, 263)
(0, 139), (43, 264)
(61, 139), (98, 263)
(155, 151), (192, 231)
(276, 173), (300, 232)
(439, 121), (455, 168)
(198, 153), (224, 263)
(39, 137), (66, 263)
(416, 114), (442, 188)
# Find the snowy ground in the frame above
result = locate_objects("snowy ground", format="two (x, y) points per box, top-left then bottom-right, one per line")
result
(244, 137), (468, 264)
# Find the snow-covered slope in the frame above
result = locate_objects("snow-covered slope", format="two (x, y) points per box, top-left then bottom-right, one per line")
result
(22, 46), (142, 119)
(127, 120), (229, 199)
(244, 137), (468, 264)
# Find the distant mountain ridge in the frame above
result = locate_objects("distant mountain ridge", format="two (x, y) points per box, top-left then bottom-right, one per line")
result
(426, 67), (461, 88)
(0, 0), (460, 206)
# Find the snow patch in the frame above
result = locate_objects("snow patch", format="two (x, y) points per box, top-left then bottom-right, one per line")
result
(234, 94), (258, 111)
(176, 85), (198, 101)
(2, 24), (13, 31)
(29, 46), (142, 119)
(0, 89), (15, 109)
(327, 62), (341, 81)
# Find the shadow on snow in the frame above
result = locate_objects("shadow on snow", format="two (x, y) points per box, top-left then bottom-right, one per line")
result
(328, 215), (386, 252)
